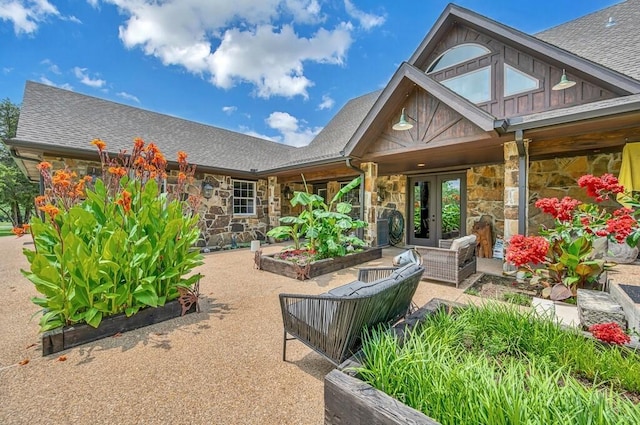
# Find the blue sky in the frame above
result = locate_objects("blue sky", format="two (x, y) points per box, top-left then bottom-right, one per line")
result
(0, 0), (620, 147)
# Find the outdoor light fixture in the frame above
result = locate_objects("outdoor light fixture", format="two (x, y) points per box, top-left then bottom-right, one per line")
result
(551, 69), (576, 91)
(392, 108), (414, 131)
(201, 177), (214, 200)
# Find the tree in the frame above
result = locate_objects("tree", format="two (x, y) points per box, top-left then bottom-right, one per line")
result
(0, 98), (39, 225)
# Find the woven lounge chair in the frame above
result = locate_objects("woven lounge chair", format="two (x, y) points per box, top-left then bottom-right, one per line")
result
(279, 263), (425, 366)
(414, 234), (477, 288)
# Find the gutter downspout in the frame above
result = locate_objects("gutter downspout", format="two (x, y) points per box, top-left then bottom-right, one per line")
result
(515, 130), (527, 236)
(345, 158), (366, 240)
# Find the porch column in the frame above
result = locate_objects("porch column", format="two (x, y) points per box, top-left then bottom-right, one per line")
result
(267, 176), (281, 230)
(503, 139), (529, 243)
(360, 162), (378, 246)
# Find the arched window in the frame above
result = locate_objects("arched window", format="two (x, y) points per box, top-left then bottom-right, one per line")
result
(427, 44), (490, 73)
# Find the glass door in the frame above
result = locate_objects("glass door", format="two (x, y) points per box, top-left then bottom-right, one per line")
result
(409, 176), (437, 246)
(409, 173), (466, 247)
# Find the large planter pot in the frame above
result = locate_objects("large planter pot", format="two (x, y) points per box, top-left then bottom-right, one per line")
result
(258, 247), (383, 280)
(41, 299), (197, 356)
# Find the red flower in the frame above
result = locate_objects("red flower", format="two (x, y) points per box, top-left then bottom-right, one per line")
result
(535, 197), (580, 222)
(606, 209), (638, 243)
(589, 322), (630, 345)
(578, 174), (625, 202)
(505, 234), (549, 268)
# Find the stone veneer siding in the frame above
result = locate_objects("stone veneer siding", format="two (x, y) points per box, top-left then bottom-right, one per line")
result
(197, 174), (269, 247)
(467, 164), (505, 238)
(528, 152), (622, 234)
(376, 175), (408, 245)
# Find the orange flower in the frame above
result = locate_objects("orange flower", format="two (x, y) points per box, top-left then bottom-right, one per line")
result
(177, 172), (186, 183)
(12, 227), (25, 237)
(91, 139), (107, 152)
(83, 175), (93, 183)
(52, 170), (72, 188)
(22, 224), (30, 231)
(37, 161), (52, 171)
(116, 190), (132, 213)
(133, 137), (145, 151)
(177, 151), (188, 164)
(35, 195), (47, 206)
(108, 166), (127, 177)
(39, 204), (60, 219)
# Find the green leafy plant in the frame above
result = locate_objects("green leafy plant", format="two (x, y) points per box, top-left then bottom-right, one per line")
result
(502, 291), (532, 307)
(357, 304), (640, 425)
(20, 138), (204, 331)
(267, 176), (367, 260)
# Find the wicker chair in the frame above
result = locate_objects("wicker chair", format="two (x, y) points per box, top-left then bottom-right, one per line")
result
(279, 264), (425, 366)
(414, 234), (477, 288)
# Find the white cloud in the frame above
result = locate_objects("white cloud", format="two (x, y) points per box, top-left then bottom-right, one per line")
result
(317, 94), (334, 110)
(102, 0), (355, 98)
(3, 67), (13, 74)
(242, 129), (278, 143)
(40, 76), (73, 90)
(40, 58), (61, 74)
(86, 0), (99, 8)
(62, 15), (81, 24)
(265, 111), (321, 147)
(73, 67), (106, 88)
(343, 0), (385, 30)
(0, 0), (60, 34)
(222, 105), (237, 114)
(117, 91), (140, 103)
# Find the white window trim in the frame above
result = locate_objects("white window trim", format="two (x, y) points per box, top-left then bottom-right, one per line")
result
(232, 179), (256, 216)
(504, 64), (540, 97)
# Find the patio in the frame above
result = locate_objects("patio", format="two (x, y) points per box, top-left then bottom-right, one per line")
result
(0, 236), (638, 424)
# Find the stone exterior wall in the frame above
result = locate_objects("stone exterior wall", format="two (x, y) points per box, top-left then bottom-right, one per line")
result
(467, 164), (505, 238)
(528, 152), (622, 233)
(197, 174), (269, 248)
(376, 175), (408, 244)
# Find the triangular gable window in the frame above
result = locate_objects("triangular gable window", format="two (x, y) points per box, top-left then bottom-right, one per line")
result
(427, 44), (490, 73)
(504, 64), (539, 96)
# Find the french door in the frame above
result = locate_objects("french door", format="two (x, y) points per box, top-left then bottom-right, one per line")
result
(408, 173), (466, 247)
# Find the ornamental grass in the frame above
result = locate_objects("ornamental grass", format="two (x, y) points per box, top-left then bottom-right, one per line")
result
(357, 304), (640, 425)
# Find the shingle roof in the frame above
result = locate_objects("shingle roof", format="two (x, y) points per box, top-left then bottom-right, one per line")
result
(15, 81), (296, 173)
(274, 90), (380, 169)
(536, 0), (640, 81)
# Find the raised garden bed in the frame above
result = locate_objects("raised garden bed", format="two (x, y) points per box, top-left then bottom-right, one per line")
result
(325, 299), (640, 425)
(41, 299), (197, 356)
(258, 247), (382, 280)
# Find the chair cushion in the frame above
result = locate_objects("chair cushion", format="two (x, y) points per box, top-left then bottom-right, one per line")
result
(327, 280), (369, 297)
(449, 235), (476, 252)
(390, 263), (422, 280)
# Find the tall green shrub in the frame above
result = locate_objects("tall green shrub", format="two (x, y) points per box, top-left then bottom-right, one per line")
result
(21, 138), (203, 331)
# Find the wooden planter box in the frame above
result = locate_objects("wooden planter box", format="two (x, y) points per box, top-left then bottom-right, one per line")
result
(325, 369), (440, 425)
(259, 247), (382, 280)
(41, 299), (197, 356)
(324, 299), (456, 425)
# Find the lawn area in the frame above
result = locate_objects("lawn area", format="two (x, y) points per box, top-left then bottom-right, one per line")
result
(0, 222), (14, 237)
(357, 304), (640, 425)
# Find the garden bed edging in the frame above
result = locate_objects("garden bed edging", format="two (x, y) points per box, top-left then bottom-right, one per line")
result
(41, 299), (197, 356)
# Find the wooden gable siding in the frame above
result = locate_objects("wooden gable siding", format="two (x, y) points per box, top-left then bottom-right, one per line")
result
(424, 23), (616, 119)
(365, 88), (488, 158)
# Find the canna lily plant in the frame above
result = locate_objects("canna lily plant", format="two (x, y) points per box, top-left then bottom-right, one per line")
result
(18, 138), (204, 331)
(506, 174), (639, 301)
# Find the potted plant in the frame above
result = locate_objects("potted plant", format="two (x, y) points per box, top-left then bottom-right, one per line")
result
(17, 138), (204, 353)
(506, 174), (639, 301)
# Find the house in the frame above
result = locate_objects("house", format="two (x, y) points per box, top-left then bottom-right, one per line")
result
(6, 1), (640, 251)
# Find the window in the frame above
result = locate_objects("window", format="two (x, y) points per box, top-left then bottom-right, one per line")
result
(441, 67), (491, 103)
(427, 43), (490, 73)
(340, 182), (360, 219)
(233, 180), (255, 215)
(504, 64), (539, 96)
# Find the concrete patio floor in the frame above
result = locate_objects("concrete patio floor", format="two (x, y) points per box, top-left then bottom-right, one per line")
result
(0, 237), (638, 424)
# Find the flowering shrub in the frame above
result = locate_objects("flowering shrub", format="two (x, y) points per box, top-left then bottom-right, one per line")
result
(506, 174), (639, 300)
(20, 138), (203, 331)
(589, 322), (631, 345)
